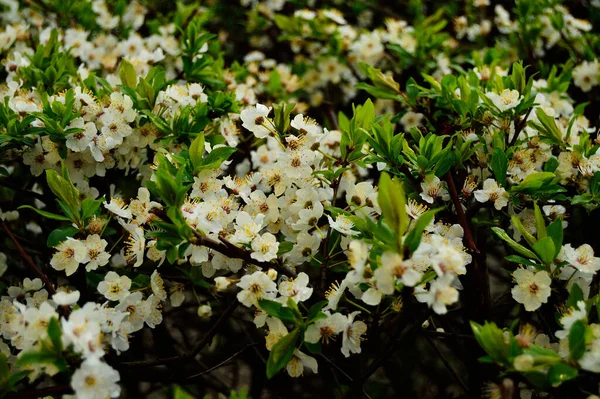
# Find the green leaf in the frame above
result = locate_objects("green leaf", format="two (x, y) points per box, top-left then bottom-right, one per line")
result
(18, 205), (72, 222)
(547, 363), (578, 387)
(533, 236), (556, 265)
(45, 169), (79, 219)
(119, 58), (137, 88)
(510, 215), (537, 248)
(491, 148), (508, 187)
(546, 219), (563, 258)
(566, 284), (584, 310)
(258, 299), (297, 324)
(505, 255), (542, 269)
(404, 208), (441, 253)
(80, 198), (103, 220)
(306, 301), (327, 324)
(378, 172), (409, 237)
(173, 385), (195, 399)
(569, 320), (586, 361)
(470, 321), (509, 365)
(47, 317), (63, 352)
(266, 327), (300, 379)
(533, 202), (546, 239)
(491, 227), (540, 261)
(47, 226), (79, 248)
(189, 133), (205, 170)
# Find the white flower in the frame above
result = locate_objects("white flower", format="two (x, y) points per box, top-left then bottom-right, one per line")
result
(251, 233), (279, 262)
(399, 111), (424, 131)
(304, 311), (347, 344)
(104, 197), (132, 219)
(237, 271), (277, 307)
(71, 358), (120, 399)
(379, 251), (422, 287)
(234, 211), (264, 244)
(52, 290), (80, 306)
(341, 311), (367, 358)
(511, 268), (552, 312)
(416, 274), (459, 314)
(83, 234), (110, 271)
(555, 301), (587, 340)
(559, 244), (600, 274)
(486, 89), (522, 112)
(98, 272), (131, 302)
(327, 214), (358, 236)
(420, 175), (449, 204)
(474, 179), (509, 210)
(240, 103), (273, 138)
(150, 270), (167, 301)
(125, 227), (145, 267)
(169, 283), (185, 307)
(286, 349), (318, 377)
(50, 238), (88, 276)
(278, 272), (313, 303)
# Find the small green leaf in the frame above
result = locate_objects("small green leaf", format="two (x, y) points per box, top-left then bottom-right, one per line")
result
(258, 299), (297, 323)
(266, 327), (300, 379)
(119, 58), (137, 88)
(566, 284), (584, 310)
(18, 205), (73, 222)
(548, 363), (578, 387)
(404, 208), (441, 253)
(80, 198), (103, 220)
(491, 148), (508, 187)
(47, 226), (79, 248)
(47, 317), (63, 352)
(533, 236), (556, 265)
(378, 172), (409, 237)
(491, 227), (540, 261)
(533, 202), (546, 239)
(189, 133), (205, 170)
(569, 320), (586, 361)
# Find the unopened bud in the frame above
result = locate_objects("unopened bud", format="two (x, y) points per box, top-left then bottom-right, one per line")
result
(214, 277), (231, 292)
(197, 304), (212, 318)
(267, 268), (278, 281)
(513, 354), (534, 371)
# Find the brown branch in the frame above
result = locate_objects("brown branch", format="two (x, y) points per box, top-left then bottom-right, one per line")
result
(2, 221), (57, 295)
(6, 384), (72, 399)
(424, 334), (469, 393)
(118, 299), (239, 368)
(185, 342), (258, 380)
(445, 172), (492, 320)
(445, 173), (478, 254)
(509, 107), (533, 147)
(190, 230), (296, 278)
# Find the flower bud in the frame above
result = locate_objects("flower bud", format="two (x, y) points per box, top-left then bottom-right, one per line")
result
(214, 277), (231, 292)
(267, 268), (278, 281)
(197, 304), (212, 318)
(513, 354), (534, 371)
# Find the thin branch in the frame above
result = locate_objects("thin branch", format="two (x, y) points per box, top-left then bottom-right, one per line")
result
(445, 173), (478, 254)
(424, 334), (469, 393)
(6, 384), (72, 399)
(2, 221), (56, 296)
(190, 230), (296, 278)
(185, 342), (259, 380)
(118, 300), (239, 368)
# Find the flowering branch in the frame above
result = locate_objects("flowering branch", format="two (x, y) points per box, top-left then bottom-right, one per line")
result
(190, 230), (297, 278)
